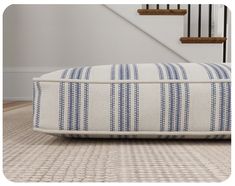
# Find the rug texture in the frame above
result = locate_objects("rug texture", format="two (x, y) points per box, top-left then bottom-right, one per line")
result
(3, 105), (231, 182)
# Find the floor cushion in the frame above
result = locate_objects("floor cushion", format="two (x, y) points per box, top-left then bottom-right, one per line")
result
(33, 63), (231, 138)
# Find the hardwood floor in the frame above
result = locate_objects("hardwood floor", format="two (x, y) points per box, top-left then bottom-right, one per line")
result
(3, 101), (32, 112)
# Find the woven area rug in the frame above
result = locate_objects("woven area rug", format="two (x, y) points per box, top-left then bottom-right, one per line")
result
(3, 105), (231, 182)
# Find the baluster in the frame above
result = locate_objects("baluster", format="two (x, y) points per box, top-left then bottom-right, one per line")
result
(208, 4), (212, 37)
(198, 4), (201, 37)
(188, 5), (191, 37)
(223, 5), (228, 63)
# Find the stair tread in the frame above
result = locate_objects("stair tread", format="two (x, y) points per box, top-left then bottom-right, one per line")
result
(180, 37), (226, 44)
(137, 9), (187, 15)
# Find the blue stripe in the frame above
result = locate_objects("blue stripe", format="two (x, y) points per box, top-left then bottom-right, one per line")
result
(222, 64), (231, 72)
(35, 82), (41, 128)
(214, 64), (231, 131)
(211, 64), (230, 131)
(123, 65), (127, 131)
(33, 82), (36, 122)
(67, 68), (77, 130)
(71, 68), (81, 130)
(133, 64), (139, 131)
(59, 69), (68, 130)
(110, 64), (115, 131)
(216, 65), (231, 131)
(214, 64), (230, 79)
(74, 67), (84, 130)
(163, 64), (175, 131)
(125, 64), (131, 131)
(156, 64), (165, 131)
(176, 64), (190, 131)
(169, 64), (182, 131)
(227, 81), (231, 131)
(207, 64), (225, 131)
(118, 64), (124, 131)
(168, 64), (178, 131)
(200, 64), (216, 131)
(71, 68), (79, 130)
(83, 67), (91, 131)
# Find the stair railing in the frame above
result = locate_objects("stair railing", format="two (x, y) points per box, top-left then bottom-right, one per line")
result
(143, 4), (229, 63)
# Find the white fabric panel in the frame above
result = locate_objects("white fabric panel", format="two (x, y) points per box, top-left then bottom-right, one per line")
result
(33, 63), (231, 138)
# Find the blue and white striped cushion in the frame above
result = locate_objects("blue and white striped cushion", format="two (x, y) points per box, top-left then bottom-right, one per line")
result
(33, 63), (231, 138)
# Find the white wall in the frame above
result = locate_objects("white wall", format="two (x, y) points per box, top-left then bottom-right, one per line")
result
(4, 5), (188, 100)
(3, 4), (231, 100)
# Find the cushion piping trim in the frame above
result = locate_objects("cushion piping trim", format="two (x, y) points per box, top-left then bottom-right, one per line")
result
(34, 128), (231, 136)
(33, 78), (231, 84)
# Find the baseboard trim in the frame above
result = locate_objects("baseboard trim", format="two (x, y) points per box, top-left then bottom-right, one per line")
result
(3, 97), (32, 101)
(3, 66), (65, 73)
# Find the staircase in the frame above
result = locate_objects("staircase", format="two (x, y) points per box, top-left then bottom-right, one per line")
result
(106, 4), (230, 63)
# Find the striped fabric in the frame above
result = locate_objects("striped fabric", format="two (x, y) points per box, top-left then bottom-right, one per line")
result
(33, 63), (231, 138)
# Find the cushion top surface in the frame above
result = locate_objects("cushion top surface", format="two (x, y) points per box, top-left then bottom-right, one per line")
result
(39, 63), (231, 82)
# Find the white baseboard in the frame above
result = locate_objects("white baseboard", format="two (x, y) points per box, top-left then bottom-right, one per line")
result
(3, 66), (65, 73)
(3, 97), (32, 101)
(3, 71), (38, 100)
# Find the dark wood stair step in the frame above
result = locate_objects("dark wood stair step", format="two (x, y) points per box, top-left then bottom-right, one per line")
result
(137, 9), (187, 16)
(180, 37), (226, 44)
